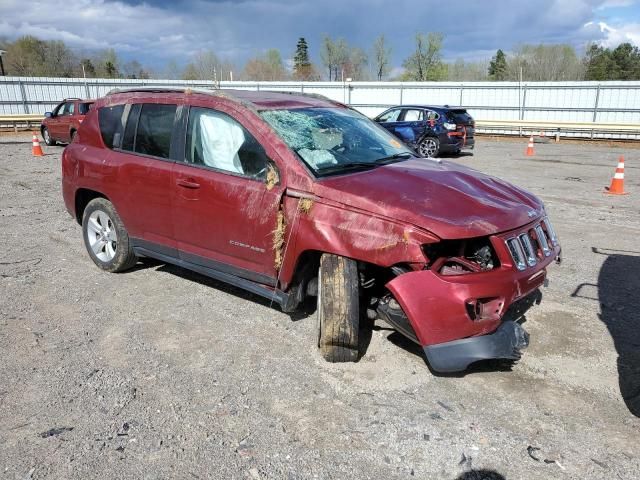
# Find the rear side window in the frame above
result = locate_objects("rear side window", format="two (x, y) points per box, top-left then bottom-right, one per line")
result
(133, 104), (177, 159)
(402, 109), (424, 122)
(79, 102), (93, 115)
(447, 109), (473, 124)
(98, 105), (125, 149)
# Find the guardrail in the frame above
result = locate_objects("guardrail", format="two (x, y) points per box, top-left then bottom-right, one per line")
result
(475, 119), (640, 140)
(0, 114), (44, 132)
(1, 113), (639, 142)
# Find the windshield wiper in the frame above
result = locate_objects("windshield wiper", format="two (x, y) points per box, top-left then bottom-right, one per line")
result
(316, 162), (381, 175)
(316, 153), (415, 176)
(373, 152), (415, 164)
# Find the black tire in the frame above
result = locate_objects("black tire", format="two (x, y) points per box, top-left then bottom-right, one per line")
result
(70, 129), (77, 143)
(82, 198), (137, 273)
(418, 136), (440, 158)
(317, 254), (359, 362)
(42, 127), (56, 146)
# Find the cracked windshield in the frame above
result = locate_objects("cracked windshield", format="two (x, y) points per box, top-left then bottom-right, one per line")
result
(261, 107), (415, 176)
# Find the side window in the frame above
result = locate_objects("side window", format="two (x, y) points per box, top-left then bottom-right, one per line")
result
(403, 109), (424, 122)
(98, 104), (125, 149)
(186, 107), (268, 179)
(378, 108), (401, 123)
(79, 102), (93, 115)
(67, 103), (75, 115)
(134, 104), (177, 159)
(121, 104), (141, 152)
(53, 103), (66, 116)
(425, 110), (440, 122)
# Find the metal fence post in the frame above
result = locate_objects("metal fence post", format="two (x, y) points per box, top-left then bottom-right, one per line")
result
(592, 84), (601, 123)
(399, 83), (403, 104)
(459, 84), (464, 106)
(18, 79), (29, 114)
(521, 84), (528, 121)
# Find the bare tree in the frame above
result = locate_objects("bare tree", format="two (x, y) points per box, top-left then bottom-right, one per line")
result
(402, 33), (446, 81)
(506, 44), (584, 81)
(243, 49), (287, 81)
(372, 35), (391, 81)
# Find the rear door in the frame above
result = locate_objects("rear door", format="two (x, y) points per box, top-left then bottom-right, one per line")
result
(171, 103), (284, 283)
(110, 102), (181, 256)
(393, 108), (427, 145)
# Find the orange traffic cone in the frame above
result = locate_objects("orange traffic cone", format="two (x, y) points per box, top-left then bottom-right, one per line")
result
(605, 155), (628, 195)
(32, 133), (44, 157)
(525, 135), (534, 156)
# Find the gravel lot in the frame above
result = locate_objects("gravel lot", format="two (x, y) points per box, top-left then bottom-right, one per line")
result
(1, 133), (639, 479)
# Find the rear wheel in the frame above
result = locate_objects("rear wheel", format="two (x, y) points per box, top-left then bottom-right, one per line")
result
(317, 254), (359, 362)
(42, 127), (56, 146)
(82, 198), (137, 273)
(418, 136), (440, 158)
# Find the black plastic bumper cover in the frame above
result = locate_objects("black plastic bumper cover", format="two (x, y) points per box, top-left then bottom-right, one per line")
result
(423, 321), (529, 373)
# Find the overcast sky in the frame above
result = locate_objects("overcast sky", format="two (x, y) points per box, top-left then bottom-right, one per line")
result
(1, 0), (639, 72)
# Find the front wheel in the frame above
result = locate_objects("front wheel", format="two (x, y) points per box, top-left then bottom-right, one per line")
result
(418, 136), (440, 158)
(317, 254), (359, 362)
(42, 127), (56, 146)
(82, 198), (137, 273)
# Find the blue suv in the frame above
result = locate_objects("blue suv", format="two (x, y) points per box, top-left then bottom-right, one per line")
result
(374, 105), (475, 157)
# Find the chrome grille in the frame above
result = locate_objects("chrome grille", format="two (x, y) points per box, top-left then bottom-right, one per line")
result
(534, 225), (551, 256)
(506, 218), (557, 270)
(506, 238), (526, 271)
(542, 217), (559, 246)
(518, 233), (537, 266)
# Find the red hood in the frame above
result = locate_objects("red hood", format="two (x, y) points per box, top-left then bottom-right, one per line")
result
(312, 159), (543, 239)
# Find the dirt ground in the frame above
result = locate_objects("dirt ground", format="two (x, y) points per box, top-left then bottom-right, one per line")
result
(1, 133), (639, 479)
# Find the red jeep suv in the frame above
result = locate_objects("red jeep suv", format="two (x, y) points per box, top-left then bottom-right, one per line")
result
(42, 98), (94, 145)
(61, 88), (561, 372)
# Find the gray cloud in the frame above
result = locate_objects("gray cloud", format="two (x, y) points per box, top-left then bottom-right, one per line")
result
(0, 0), (635, 72)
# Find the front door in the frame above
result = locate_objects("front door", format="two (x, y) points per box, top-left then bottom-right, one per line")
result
(48, 102), (68, 139)
(172, 105), (284, 283)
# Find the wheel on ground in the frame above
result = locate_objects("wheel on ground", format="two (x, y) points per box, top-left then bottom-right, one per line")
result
(42, 127), (56, 146)
(82, 198), (137, 272)
(317, 254), (359, 362)
(418, 136), (440, 158)
(70, 130), (77, 142)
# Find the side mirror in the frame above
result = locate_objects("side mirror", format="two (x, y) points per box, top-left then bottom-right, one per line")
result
(44, 112), (52, 118)
(265, 162), (280, 190)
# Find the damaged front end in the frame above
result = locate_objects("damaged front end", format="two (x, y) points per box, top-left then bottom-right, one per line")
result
(377, 218), (561, 372)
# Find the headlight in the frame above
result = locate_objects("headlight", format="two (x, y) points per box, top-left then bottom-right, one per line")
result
(443, 122), (457, 131)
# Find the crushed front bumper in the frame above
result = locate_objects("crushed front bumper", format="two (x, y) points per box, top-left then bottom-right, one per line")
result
(383, 237), (560, 372)
(423, 320), (529, 372)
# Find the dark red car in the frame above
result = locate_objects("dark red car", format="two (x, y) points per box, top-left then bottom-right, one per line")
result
(61, 88), (561, 372)
(41, 98), (94, 145)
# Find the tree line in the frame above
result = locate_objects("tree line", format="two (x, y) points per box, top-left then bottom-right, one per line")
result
(1, 34), (639, 82)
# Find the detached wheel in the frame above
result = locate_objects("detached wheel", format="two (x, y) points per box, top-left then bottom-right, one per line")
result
(82, 198), (137, 272)
(317, 254), (359, 362)
(42, 127), (56, 146)
(418, 136), (440, 158)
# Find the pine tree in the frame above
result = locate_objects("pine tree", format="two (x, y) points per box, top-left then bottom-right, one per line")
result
(293, 37), (312, 80)
(488, 49), (507, 80)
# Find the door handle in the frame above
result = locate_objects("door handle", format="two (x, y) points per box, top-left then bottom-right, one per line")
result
(176, 178), (201, 189)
